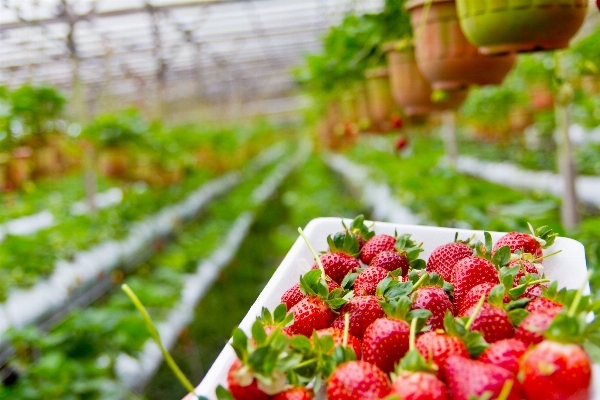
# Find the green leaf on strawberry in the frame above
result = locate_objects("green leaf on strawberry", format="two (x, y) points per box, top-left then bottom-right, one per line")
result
(327, 231), (360, 258)
(344, 214), (375, 242)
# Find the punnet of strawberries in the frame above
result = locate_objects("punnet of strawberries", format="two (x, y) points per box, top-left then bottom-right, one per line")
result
(215, 216), (600, 400)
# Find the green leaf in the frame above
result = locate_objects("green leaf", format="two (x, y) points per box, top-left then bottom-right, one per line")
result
(231, 328), (249, 361)
(326, 298), (348, 309)
(216, 385), (235, 400)
(252, 320), (267, 346)
(341, 271), (360, 290)
(491, 245), (511, 268)
(507, 298), (531, 310)
(409, 259), (426, 270)
(247, 347), (270, 372)
(487, 284), (506, 307)
(273, 304), (287, 323)
(508, 309), (529, 327)
(289, 335), (313, 351)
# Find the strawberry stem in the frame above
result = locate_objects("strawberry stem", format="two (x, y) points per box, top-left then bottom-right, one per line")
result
(291, 359), (318, 370)
(343, 313), (350, 349)
(409, 317), (418, 351)
(512, 279), (551, 291)
(532, 249), (563, 262)
(411, 273), (429, 291)
(298, 227), (326, 278)
(567, 275), (590, 317)
(465, 294), (486, 331)
(497, 379), (514, 400)
(122, 284), (197, 397)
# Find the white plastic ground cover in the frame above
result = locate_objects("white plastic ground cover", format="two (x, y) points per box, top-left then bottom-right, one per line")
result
(191, 217), (597, 400)
(325, 154), (422, 225)
(70, 187), (124, 215)
(115, 144), (310, 391)
(456, 156), (600, 208)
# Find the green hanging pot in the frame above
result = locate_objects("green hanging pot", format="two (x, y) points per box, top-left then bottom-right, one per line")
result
(455, 0), (588, 55)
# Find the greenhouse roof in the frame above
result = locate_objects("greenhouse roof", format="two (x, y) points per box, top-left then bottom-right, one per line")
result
(0, 0), (383, 117)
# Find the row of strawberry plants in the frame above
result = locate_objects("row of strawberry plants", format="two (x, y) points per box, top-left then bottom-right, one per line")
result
(337, 135), (600, 290)
(0, 144), (306, 400)
(145, 153), (372, 400)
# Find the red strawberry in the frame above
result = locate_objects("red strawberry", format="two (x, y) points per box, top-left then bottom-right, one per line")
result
(525, 297), (563, 315)
(411, 286), (453, 330)
(331, 296), (385, 340)
(342, 215), (374, 250)
(281, 279), (341, 310)
(362, 317), (410, 373)
(478, 338), (527, 375)
(273, 387), (313, 400)
(416, 331), (469, 377)
(520, 341), (591, 400)
(452, 256), (499, 310)
(426, 241), (473, 282)
(288, 296), (334, 337)
(459, 302), (514, 344)
(369, 250), (409, 274)
(315, 327), (363, 359)
(326, 361), (391, 400)
(457, 282), (509, 316)
(312, 253), (360, 284)
(390, 371), (449, 400)
(514, 311), (555, 346)
(354, 266), (389, 296)
(227, 359), (271, 400)
(493, 224), (557, 262)
(507, 259), (546, 300)
(360, 234), (397, 265)
(444, 356), (524, 400)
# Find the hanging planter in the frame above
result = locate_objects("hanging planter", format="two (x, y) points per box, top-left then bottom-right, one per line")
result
(455, 0), (588, 55)
(6, 147), (32, 189)
(406, 0), (516, 90)
(364, 67), (396, 133)
(383, 42), (467, 116)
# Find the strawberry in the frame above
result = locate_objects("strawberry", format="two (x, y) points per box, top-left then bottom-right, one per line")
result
(227, 359), (272, 400)
(478, 338), (527, 375)
(312, 232), (361, 284)
(415, 330), (469, 378)
(444, 355), (524, 400)
(411, 285), (453, 331)
(257, 305), (294, 342)
(273, 387), (313, 400)
(342, 215), (374, 250)
(426, 236), (474, 282)
(326, 361), (391, 400)
(362, 317), (410, 373)
(459, 302), (514, 344)
(452, 256), (499, 310)
(354, 266), (389, 296)
(281, 279), (341, 310)
(457, 282), (508, 316)
(492, 223), (557, 262)
(361, 233), (425, 269)
(315, 327), (363, 359)
(360, 234), (396, 265)
(331, 295), (385, 340)
(520, 341), (591, 400)
(389, 316), (450, 400)
(525, 297), (563, 315)
(369, 250), (409, 274)
(287, 270), (346, 337)
(514, 311), (555, 346)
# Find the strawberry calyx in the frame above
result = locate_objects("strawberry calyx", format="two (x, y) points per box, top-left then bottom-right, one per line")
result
(260, 303), (294, 330)
(343, 214), (375, 242)
(298, 269), (349, 310)
(452, 231), (476, 247)
(443, 300), (489, 357)
(476, 232), (511, 269)
(396, 233), (426, 270)
(340, 268), (364, 291)
(327, 231), (360, 258)
(393, 314), (437, 376)
(527, 222), (558, 249)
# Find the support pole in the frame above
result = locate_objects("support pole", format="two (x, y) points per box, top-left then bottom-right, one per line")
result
(441, 110), (458, 167)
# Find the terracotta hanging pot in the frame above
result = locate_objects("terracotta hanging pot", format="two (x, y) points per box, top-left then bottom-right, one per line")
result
(364, 67), (396, 133)
(455, 0), (588, 55)
(383, 42), (468, 116)
(406, 0), (516, 90)
(6, 147), (32, 189)
(354, 83), (372, 131)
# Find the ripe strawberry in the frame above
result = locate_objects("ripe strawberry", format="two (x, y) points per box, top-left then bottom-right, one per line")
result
(459, 302), (514, 344)
(415, 331), (469, 377)
(369, 250), (409, 273)
(354, 266), (389, 296)
(311, 232), (360, 284)
(273, 387), (313, 400)
(315, 327), (362, 359)
(492, 224), (557, 262)
(478, 338), (527, 375)
(361, 234), (397, 265)
(514, 311), (555, 346)
(390, 371), (449, 400)
(362, 317), (410, 373)
(457, 282), (509, 316)
(411, 285), (452, 330)
(331, 295), (385, 339)
(395, 135), (408, 152)
(525, 297), (563, 315)
(520, 341), (592, 400)
(426, 240), (473, 282)
(326, 361), (391, 400)
(444, 356), (524, 400)
(452, 256), (499, 310)
(281, 279), (341, 310)
(288, 296), (334, 337)
(342, 215), (374, 250)
(227, 359), (272, 400)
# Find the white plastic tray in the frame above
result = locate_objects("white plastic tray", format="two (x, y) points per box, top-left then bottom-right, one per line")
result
(188, 217), (596, 400)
